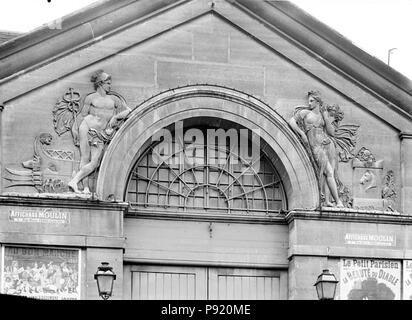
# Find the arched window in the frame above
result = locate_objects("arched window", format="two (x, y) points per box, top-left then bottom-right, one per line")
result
(125, 119), (287, 217)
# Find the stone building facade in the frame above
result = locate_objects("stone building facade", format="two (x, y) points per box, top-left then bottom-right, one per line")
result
(0, 0), (411, 300)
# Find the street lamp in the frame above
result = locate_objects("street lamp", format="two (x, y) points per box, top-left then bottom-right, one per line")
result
(94, 262), (116, 300)
(314, 269), (339, 300)
(387, 48), (398, 66)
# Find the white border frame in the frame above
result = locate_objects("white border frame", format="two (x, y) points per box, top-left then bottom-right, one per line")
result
(0, 245), (4, 293)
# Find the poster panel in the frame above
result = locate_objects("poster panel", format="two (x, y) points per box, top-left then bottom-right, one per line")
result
(340, 258), (401, 300)
(1, 246), (80, 300)
(403, 260), (412, 300)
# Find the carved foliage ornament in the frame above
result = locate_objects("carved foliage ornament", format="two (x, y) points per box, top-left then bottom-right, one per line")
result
(353, 147), (384, 169)
(355, 147), (376, 164)
(53, 88), (81, 137)
(382, 170), (397, 211)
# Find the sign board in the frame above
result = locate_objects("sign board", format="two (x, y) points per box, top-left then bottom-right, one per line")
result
(403, 260), (412, 300)
(344, 233), (396, 247)
(340, 258), (401, 300)
(1, 246), (80, 300)
(8, 208), (70, 224)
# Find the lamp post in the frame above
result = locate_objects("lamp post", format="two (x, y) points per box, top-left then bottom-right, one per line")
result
(314, 269), (339, 300)
(94, 262), (116, 300)
(387, 48), (398, 66)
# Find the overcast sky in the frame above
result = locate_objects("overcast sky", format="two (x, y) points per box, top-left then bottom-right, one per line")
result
(0, 0), (411, 80)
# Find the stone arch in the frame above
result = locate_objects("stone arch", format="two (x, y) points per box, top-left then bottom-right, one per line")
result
(97, 85), (319, 209)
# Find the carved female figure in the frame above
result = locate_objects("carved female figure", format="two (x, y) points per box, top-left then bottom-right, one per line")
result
(289, 90), (343, 207)
(68, 70), (131, 193)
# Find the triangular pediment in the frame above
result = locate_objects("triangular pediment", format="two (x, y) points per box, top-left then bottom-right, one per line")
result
(0, 0), (411, 131)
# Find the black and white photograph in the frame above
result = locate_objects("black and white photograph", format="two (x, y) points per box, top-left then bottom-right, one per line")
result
(0, 0), (411, 307)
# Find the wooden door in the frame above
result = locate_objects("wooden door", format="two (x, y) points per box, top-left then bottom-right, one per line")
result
(124, 265), (207, 300)
(208, 267), (287, 300)
(124, 264), (287, 300)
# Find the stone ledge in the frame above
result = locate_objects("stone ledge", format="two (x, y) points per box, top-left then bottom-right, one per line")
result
(123, 256), (289, 269)
(400, 132), (412, 140)
(288, 244), (408, 260)
(126, 208), (287, 225)
(0, 232), (125, 249)
(286, 208), (411, 225)
(0, 194), (129, 211)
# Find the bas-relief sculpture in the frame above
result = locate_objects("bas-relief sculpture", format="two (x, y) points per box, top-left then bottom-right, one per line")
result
(3, 80), (400, 213)
(351, 147), (398, 212)
(289, 90), (359, 208)
(351, 147), (385, 210)
(288, 90), (400, 212)
(354, 149), (383, 190)
(63, 70), (131, 193)
(4, 70), (131, 196)
(360, 170), (377, 192)
(4, 133), (72, 193)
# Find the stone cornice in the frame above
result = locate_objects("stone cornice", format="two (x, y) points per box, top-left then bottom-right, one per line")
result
(126, 208), (287, 225)
(286, 208), (412, 225)
(0, 0), (411, 121)
(0, 0), (190, 80)
(266, 1), (412, 97)
(236, 0), (412, 118)
(400, 132), (412, 140)
(124, 256), (288, 269)
(0, 195), (129, 211)
(0, 0), (135, 61)
(0, 233), (126, 250)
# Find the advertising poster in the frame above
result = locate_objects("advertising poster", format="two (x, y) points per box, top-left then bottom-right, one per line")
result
(340, 258), (401, 300)
(1, 246), (80, 300)
(403, 260), (412, 300)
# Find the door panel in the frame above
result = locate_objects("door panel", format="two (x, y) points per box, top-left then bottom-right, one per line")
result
(208, 268), (287, 300)
(124, 264), (287, 300)
(127, 265), (207, 300)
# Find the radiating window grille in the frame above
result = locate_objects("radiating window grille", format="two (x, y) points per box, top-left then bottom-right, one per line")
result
(126, 128), (286, 216)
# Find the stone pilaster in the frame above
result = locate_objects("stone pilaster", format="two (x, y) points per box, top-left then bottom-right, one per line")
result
(400, 132), (412, 214)
(288, 255), (330, 300)
(0, 103), (4, 194)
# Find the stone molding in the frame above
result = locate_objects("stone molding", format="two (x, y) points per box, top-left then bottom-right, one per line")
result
(286, 208), (412, 225)
(126, 209), (288, 225)
(0, 0), (178, 79)
(0, 196), (127, 249)
(123, 256), (289, 269)
(97, 84), (320, 209)
(0, 195), (129, 211)
(0, 233), (125, 250)
(399, 132), (412, 140)
(261, 0), (412, 118)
